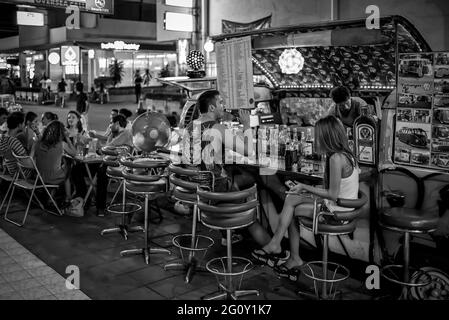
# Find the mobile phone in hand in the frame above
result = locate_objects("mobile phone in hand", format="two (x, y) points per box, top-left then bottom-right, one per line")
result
(284, 180), (298, 189)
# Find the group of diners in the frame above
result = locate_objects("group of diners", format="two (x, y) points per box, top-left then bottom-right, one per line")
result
(0, 106), (134, 217)
(178, 87), (363, 280)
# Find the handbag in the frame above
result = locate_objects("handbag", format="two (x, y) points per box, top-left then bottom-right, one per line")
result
(65, 197), (84, 217)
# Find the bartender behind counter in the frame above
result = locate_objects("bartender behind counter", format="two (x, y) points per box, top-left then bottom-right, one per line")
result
(328, 86), (374, 127)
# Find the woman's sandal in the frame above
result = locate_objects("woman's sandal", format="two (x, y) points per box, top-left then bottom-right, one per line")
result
(274, 264), (302, 282)
(251, 249), (290, 267)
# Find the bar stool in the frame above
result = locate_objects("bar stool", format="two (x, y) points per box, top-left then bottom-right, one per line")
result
(119, 155), (171, 264)
(297, 191), (367, 299)
(379, 208), (437, 299)
(197, 185), (260, 300)
(164, 164), (215, 283)
(100, 146), (143, 240)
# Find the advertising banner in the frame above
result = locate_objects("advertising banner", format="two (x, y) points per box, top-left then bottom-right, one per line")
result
(394, 52), (449, 171)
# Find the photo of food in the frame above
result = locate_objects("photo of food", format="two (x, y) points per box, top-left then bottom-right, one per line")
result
(433, 109), (449, 125)
(411, 151), (431, 166)
(398, 53), (434, 79)
(398, 94), (432, 109)
(395, 122), (431, 150)
(432, 153), (449, 169)
(434, 95), (449, 108)
(435, 79), (449, 94)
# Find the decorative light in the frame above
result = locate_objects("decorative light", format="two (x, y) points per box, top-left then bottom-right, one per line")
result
(278, 48), (304, 75)
(48, 52), (60, 65)
(204, 39), (214, 53)
(252, 57), (279, 87)
(88, 49), (95, 59)
(186, 50), (205, 71)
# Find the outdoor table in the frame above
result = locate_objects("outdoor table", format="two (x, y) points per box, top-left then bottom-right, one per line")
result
(72, 154), (104, 207)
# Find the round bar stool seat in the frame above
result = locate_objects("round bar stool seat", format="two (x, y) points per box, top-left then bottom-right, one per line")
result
(380, 208), (438, 233)
(379, 207), (437, 298)
(119, 155), (171, 265)
(198, 185), (260, 300)
(297, 191), (367, 300)
(299, 218), (357, 235)
(163, 164), (215, 284)
(100, 146), (143, 240)
(106, 166), (124, 178)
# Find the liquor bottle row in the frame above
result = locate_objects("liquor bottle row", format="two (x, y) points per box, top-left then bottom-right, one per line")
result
(257, 125), (322, 172)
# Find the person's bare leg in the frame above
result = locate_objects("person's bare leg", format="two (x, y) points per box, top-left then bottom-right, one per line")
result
(282, 221), (303, 268)
(247, 221), (271, 247)
(259, 194), (305, 254)
(283, 203), (314, 268)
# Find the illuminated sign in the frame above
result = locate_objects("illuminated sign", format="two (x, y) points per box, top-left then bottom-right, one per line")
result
(32, 54), (44, 61)
(101, 41), (140, 50)
(17, 11), (45, 26)
(48, 52), (61, 65)
(2, 0), (114, 15)
(165, 0), (194, 7)
(61, 46), (80, 66)
(164, 12), (194, 32)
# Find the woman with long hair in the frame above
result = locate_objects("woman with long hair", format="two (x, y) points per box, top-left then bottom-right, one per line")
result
(66, 110), (88, 145)
(252, 115), (359, 279)
(17, 111), (40, 153)
(34, 121), (77, 207)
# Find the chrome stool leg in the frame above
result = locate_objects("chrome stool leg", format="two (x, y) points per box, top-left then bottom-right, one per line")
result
(164, 203), (210, 283)
(101, 180), (143, 240)
(202, 230), (259, 300)
(120, 194), (170, 264)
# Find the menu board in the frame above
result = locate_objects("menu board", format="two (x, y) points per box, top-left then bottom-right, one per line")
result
(216, 36), (255, 110)
(394, 52), (449, 171)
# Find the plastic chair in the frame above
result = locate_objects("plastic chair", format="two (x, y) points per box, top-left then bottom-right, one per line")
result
(4, 151), (63, 227)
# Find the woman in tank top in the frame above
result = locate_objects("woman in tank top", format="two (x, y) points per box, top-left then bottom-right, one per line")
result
(252, 115), (359, 279)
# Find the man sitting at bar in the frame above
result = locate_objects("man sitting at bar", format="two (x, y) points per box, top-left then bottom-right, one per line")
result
(180, 90), (275, 248)
(328, 86), (371, 128)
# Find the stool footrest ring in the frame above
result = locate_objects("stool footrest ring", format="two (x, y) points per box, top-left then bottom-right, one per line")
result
(106, 203), (142, 215)
(381, 265), (432, 287)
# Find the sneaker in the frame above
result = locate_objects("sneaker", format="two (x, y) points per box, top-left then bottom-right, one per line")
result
(221, 233), (244, 247)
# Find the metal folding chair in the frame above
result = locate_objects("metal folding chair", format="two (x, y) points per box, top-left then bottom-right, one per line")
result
(0, 156), (16, 213)
(4, 151), (63, 227)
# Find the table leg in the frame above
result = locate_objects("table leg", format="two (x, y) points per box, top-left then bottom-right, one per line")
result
(83, 163), (98, 208)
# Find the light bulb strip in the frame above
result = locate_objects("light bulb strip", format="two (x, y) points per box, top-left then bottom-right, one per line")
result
(252, 57), (280, 88)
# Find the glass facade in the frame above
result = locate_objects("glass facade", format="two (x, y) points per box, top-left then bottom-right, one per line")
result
(95, 50), (177, 87)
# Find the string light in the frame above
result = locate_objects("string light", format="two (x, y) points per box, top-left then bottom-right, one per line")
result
(252, 57), (279, 87)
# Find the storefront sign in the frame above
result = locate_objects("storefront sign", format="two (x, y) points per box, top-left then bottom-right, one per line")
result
(33, 54), (44, 61)
(61, 46), (80, 66)
(2, 0), (114, 15)
(101, 41), (140, 51)
(48, 52), (61, 65)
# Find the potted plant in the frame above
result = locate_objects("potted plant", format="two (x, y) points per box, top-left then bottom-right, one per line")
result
(109, 60), (124, 87)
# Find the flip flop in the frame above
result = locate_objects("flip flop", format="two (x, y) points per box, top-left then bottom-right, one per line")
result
(251, 249), (290, 267)
(274, 263), (302, 282)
